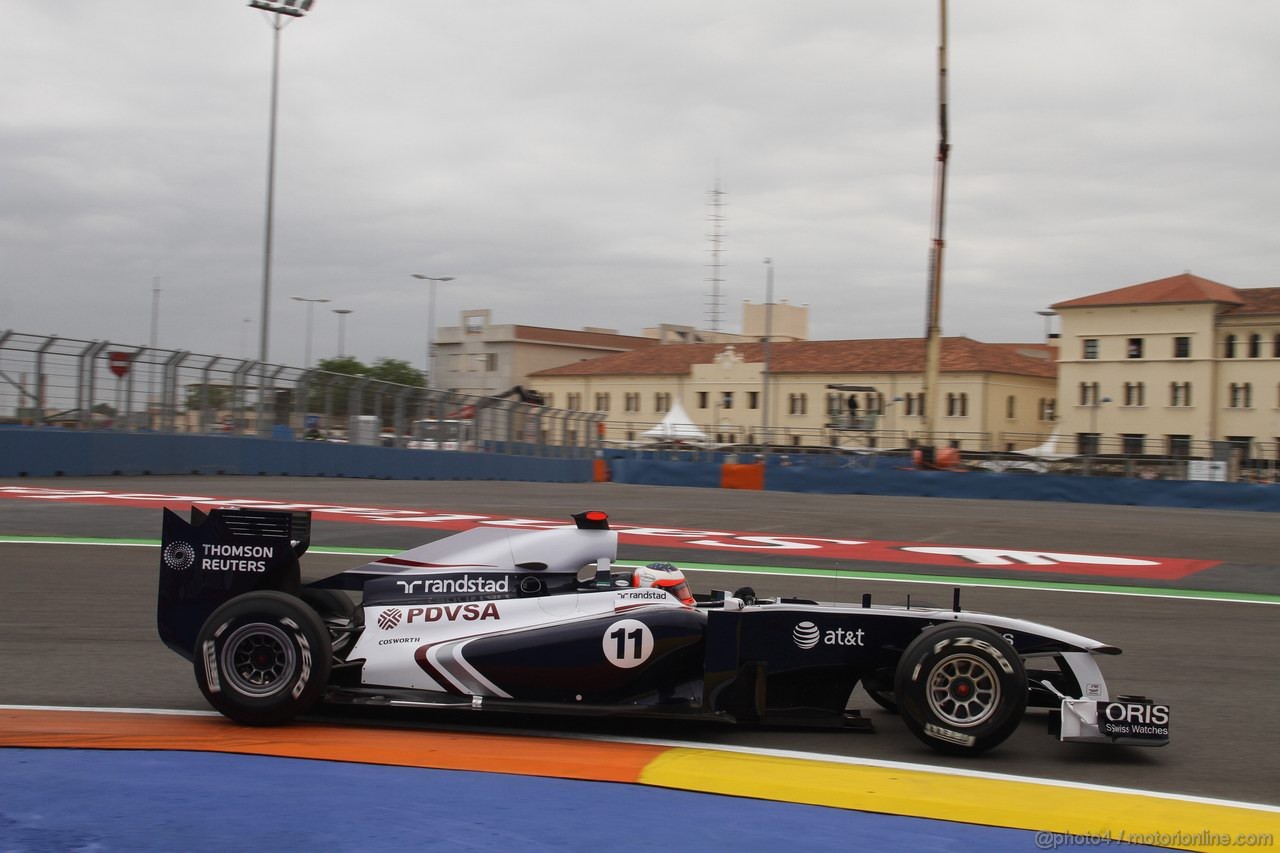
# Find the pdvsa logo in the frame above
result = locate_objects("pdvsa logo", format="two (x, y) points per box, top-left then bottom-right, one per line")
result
(378, 608), (403, 630)
(793, 621), (821, 649)
(163, 541), (196, 571)
(405, 603), (500, 623)
(793, 621), (866, 649)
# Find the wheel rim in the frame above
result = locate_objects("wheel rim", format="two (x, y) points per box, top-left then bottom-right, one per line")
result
(925, 653), (1000, 727)
(221, 623), (295, 697)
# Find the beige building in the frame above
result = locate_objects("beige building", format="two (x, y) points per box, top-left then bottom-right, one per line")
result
(1053, 273), (1280, 458)
(434, 309), (658, 397)
(531, 337), (1057, 451)
(642, 299), (809, 345)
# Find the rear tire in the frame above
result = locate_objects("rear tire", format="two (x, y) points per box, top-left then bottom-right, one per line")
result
(194, 591), (332, 726)
(894, 623), (1027, 755)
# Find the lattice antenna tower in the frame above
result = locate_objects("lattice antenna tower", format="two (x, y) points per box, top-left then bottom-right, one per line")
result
(704, 178), (726, 332)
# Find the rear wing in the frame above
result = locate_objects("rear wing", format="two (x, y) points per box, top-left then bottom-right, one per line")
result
(157, 507), (311, 660)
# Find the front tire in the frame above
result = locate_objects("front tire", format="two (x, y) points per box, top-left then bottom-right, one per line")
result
(194, 591), (332, 726)
(894, 623), (1027, 755)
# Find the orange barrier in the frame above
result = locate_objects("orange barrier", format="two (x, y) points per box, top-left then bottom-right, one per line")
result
(592, 458), (610, 482)
(720, 462), (765, 490)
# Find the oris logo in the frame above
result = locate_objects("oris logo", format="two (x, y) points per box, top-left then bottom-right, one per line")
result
(378, 608), (403, 630)
(793, 621), (821, 649)
(163, 541), (196, 571)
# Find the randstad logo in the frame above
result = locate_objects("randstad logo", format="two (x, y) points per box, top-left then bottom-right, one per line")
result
(793, 621), (820, 649)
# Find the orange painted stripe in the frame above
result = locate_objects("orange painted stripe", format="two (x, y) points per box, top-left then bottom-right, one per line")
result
(0, 709), (664, 784)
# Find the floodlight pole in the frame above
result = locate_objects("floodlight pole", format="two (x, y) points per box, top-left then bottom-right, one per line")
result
(249, 0), (314, 430)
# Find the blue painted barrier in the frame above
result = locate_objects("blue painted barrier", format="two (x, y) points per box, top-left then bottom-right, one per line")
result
(0, 428), (591, 483)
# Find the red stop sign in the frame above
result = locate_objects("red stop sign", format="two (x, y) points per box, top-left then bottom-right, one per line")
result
(108, 352), (131, 378)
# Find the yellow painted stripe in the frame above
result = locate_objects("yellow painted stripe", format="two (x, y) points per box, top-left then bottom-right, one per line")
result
(638, 749), (1279, 852)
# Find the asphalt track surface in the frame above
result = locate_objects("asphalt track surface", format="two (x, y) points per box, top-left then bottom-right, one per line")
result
(1, 475), (1278, 809)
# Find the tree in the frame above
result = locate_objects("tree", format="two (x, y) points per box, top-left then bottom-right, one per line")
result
(367, 358), (423, 388)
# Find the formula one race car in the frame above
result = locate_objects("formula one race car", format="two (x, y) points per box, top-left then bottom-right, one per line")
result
(157, 508), (1169, 755)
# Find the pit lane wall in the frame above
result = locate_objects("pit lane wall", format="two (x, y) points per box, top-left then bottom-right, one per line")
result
(605, 456), (1280, 513)
(0, 428), (589, 482)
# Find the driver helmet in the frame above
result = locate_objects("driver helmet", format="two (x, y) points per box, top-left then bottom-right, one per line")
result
(632, 561), (695, 605)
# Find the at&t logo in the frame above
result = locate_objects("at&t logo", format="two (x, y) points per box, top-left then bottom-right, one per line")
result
(793, 620), (866, 649)
(163, 541), (195, 571)
(792, 621), (820, 649)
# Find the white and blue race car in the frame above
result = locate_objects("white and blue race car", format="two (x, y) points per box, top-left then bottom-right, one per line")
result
(157, 507), (1168, 755)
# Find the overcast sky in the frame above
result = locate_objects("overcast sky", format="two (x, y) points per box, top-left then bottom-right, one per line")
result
(3, 2), (1277, 371)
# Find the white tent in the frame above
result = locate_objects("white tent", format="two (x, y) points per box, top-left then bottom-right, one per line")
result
(642, 398), (707, 441)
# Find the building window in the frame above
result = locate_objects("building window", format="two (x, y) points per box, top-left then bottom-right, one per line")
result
(721, 391), (733, 410)
(542, 393), (554, 408)
(697, 392), (708, 409)
(1076, 433), (1101, 455)
(465, 316), (483, 334)
(946, 393), (968, 417)
(478, 353), (497, 371)
(1248, 334), (1262, 358)
(1169, 382), (1191, 407)
(1226, 436), (1254, 459)
(1174, 336), (1191, 358)
(1123, 382), (1145, 407)
(566, 393), (581, 411)
(868, 393), (884, 414)
(1039, 398), (1056, 421)
(594, 393), (610, 412)
(1229, 383), (1252, 408)
(904, 393), (925, 416)
(1274, 334), (1280, 358)
(1082, 339), (1098, 359)
(1004, 395), (1014, 419)
(747, 391), (759, 409)
(787, 393), (808, 415)
(1078, 382), (1100, 406)
(1167, 435), (1191, 457)
(1121, 434), (1145, 455)
(1127, 338), (1143, 358)
(1224, 334), (1237, 358)
(654, 392), (671, 413)
(624, 393), (640, 413)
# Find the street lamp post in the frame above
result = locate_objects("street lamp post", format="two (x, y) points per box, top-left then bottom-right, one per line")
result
(249, 0), (315, 430)
(761, 258), (774, 453)
(332, 308), (353, 357)
(291, 296), (330, 368)
(411, 274), (455, 388)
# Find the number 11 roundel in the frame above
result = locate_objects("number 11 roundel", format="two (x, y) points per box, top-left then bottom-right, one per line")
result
(602, 619), (654, 668)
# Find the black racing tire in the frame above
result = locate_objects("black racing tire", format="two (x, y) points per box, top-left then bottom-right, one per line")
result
(194, 591), (332, 726)
(299, 587), (357, 657)
(894, 623), (1027, 755)
(299, 587), (354, 619)
(861, 675), (899, 714)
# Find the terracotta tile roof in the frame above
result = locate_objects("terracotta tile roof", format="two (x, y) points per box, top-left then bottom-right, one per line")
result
(1051, 273), (1242, 309)
(1227, 287), (1280, 315)
(511, 326), (659, 349)
(532, 337), (1057, 379)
